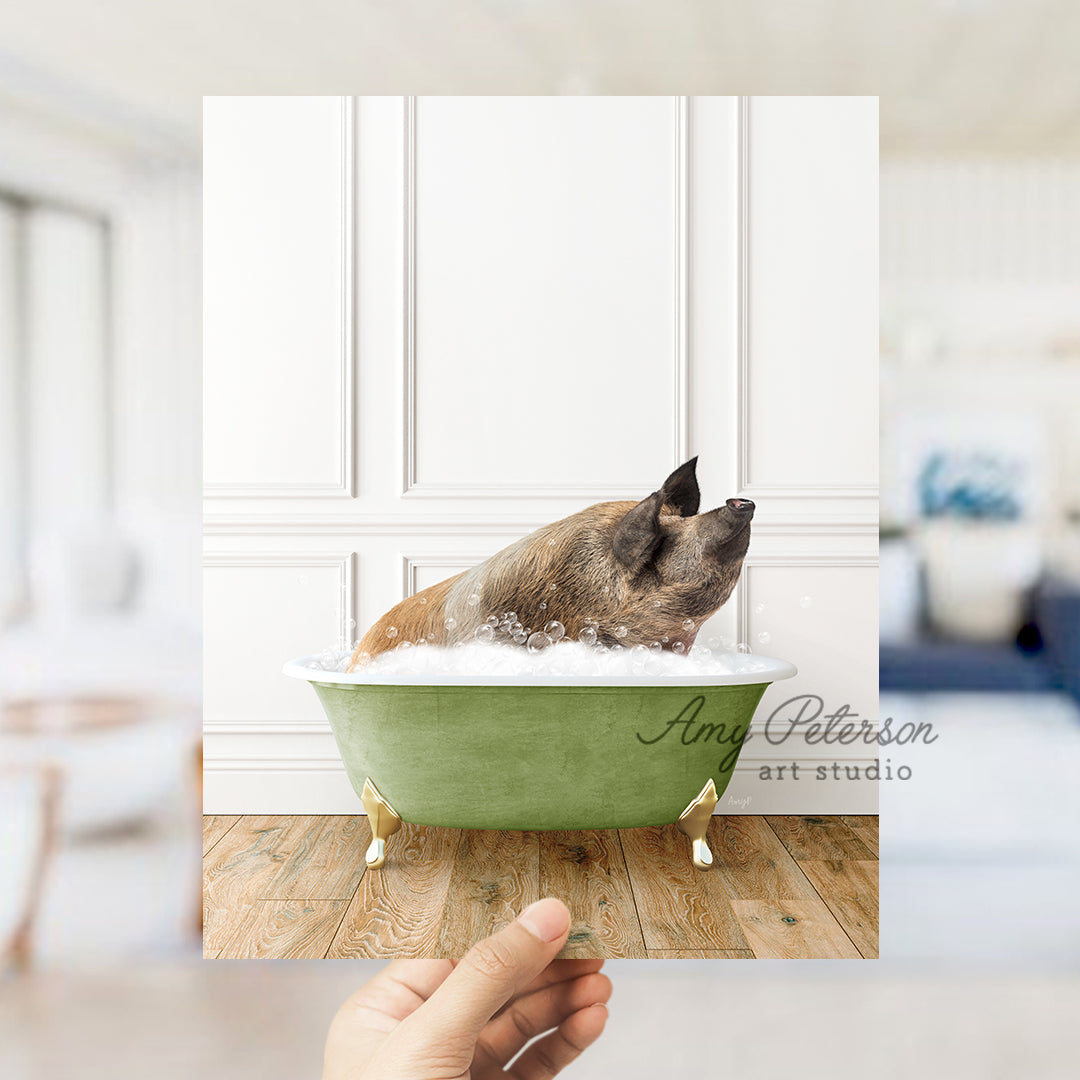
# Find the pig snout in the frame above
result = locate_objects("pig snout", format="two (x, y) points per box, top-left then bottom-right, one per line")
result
(725, 497), (755, 517)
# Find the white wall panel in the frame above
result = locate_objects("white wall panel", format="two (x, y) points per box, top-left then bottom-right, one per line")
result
(745, 563), (878, 726)
(203, 96), (353, 496)
(744, 96), (878, 493)
(203, 553), (355, 725)
(407, 96), (683, 496)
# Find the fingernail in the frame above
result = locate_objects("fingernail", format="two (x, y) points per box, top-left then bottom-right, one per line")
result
(516, 898), (570, 942)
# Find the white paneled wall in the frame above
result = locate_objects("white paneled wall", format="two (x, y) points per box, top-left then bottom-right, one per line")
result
(204, 96), (878, 814)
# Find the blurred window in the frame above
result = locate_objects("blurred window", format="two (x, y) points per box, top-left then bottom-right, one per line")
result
(0, 194), (111, 625)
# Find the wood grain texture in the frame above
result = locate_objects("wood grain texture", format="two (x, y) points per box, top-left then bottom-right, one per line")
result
(327, 824), (461, 959)
(766, 815), (875, 861)
(730, 899), (862, 959)
(215, 900), (348, 959)
(841, 815), (879, 858)
(262, 816), (369, 900)
(649, 950), (754, 958)
(203, 816), (312, 957)
(435, 829), (539, 958)
(797, 859), (879, 959)
(620, 825), (749, 951)
(708, 815), (829, 904)
(539, 831), (645, 959)
(202, 815), (239, 855)
(203, 815), (879, 960)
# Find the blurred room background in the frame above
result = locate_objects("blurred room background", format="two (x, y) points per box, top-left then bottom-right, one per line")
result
(2, 1), (1079, 1077)
(0, 41), (202, 973)
(879, 159), (1080, 965)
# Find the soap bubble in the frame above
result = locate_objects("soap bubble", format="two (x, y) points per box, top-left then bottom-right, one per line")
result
(736, 642), (752, 653)
(548, 583), (557, 591)
(539, 601), (547, 612)
(757, 631), (771, 645)
(486, 615), (499, 626)
(578, 626), (598, 646)
(507, 612), (518, 623)
(386, 626), (398, 639)
(475, 625), (494, 644)
(444, 616), (457, 630)
(707, 636), (722, 650)
(661, 635), (669, 643)
(754, 602), (767, 614)
(601, 585), (610, 594)
(800, 595), (813, 609)
(682, 619), (695, 631)
(614, 626), (628, 639)
(544, 620), (565, 643)
(653, 600), (662, 608)
(297, 575), (309, 586)
(427, 633), (436, 642)
(467, 593), (481, 608)
(317, 638), (790, 682)
(548, 537), (557, 545)
(419, 597), (427, 605)
(513, 630), (528, 645)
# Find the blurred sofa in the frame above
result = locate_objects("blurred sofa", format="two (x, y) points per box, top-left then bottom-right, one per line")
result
(880, 577), (1080, 701)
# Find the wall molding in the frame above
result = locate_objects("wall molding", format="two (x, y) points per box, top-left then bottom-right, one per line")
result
(736, 554), (877, 652)
(204, 515), (547, 537)
(400, 95), (691, 500)
(735, 95), (878, 503)
(204, 96), (357, 500)
(203, 550), (358, 648)
(203, 513), (879, 538)
(400, 551), (490, 599)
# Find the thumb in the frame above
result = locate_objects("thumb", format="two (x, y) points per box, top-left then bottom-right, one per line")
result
(406, 898), (571, 1052)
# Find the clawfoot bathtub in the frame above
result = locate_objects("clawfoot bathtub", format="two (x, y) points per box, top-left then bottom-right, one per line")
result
(283, 656), (796, 870)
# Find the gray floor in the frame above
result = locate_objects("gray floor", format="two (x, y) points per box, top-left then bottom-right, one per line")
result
(881, 691), (1080, 966)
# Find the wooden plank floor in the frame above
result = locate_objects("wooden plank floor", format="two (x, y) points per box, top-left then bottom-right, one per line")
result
(204, 815), (877, 960)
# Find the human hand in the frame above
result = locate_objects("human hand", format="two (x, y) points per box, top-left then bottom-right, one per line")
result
(324, 898), (611, 1079)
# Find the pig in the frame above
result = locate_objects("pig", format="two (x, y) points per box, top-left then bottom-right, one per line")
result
(347, 458), (754, 669)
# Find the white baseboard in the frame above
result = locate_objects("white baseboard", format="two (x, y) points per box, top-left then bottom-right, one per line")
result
(203, 723), (879, 816)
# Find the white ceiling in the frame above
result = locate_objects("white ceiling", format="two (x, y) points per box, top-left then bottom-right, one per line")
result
(0, 0), (1078, 157)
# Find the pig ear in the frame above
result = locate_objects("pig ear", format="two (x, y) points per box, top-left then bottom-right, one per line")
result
(659, 456), (700, 516)
(613, 491), (664, 571)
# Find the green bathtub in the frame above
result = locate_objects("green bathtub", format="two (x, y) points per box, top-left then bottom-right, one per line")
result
(283, 655), (796, 870)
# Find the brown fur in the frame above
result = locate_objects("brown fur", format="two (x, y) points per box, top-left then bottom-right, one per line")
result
(348, 460), (752, 671)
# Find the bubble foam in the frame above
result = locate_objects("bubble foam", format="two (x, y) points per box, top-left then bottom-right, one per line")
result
(306, 641), (776, 679)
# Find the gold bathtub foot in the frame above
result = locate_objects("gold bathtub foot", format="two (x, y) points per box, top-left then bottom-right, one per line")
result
(676, 778), (719, 870)
(361, 778), (401, 869)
